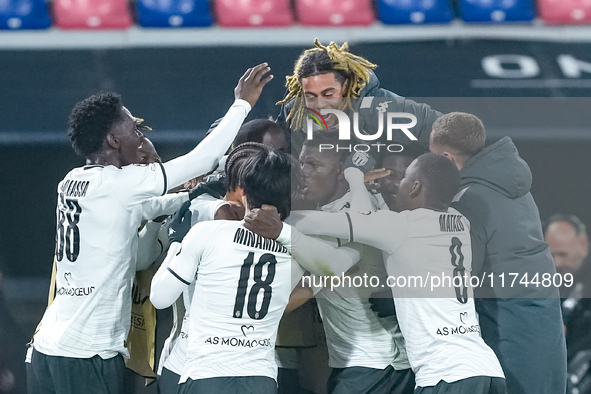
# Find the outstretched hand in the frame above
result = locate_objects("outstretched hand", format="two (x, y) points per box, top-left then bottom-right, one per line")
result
(244, 204), (282, 240)
(234, 63), (274, 109)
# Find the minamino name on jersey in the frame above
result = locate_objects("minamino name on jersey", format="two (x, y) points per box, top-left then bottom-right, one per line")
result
(60, 180), (90, 198)
(233, 228), (288, 254)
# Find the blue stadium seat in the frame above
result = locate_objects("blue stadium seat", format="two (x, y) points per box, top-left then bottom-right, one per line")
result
(377, 0), (454, 25)
(137, 0), (212, 28)
(0, 0), (51, 29)
(459, 0), (535, 23)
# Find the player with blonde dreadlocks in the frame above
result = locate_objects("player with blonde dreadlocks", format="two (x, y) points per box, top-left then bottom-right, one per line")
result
(277, 39), (442, 156)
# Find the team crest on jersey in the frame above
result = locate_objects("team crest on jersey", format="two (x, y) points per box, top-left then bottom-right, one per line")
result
(376, 100), (392, 113)
(133, 163), (157, 172)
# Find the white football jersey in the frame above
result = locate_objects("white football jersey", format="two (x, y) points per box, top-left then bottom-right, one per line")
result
(34, 163), (166, 359)
(161, 193), (229, 375)
(166, 220), (293, 382)
(347, 208), (504, 387)
(317, 191), (410, 370)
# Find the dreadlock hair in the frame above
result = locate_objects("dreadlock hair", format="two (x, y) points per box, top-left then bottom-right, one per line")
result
(67, 92), (124, 157)
(277, 39), (377, 131)
(238, 149), (292, 221)
(225, 142), (271, 193)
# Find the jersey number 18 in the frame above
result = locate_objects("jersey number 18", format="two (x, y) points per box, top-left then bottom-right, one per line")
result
(233, 252), (277, 320)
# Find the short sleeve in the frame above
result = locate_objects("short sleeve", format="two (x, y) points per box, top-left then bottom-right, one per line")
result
(109, 162), (167, 206)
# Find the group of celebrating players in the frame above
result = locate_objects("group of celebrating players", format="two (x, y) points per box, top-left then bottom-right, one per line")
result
(25, 40), (567, 394)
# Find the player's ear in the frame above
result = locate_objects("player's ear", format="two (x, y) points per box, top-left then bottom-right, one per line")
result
(106, 132), (119, 149)
(342, 77), (350, 93)
(441, 151), (462, 171)
(409, 180), (421, 199)
(238, 187), (248, 208)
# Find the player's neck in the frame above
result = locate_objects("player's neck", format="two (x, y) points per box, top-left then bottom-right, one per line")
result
(319, 181), (349, 207)
(86, 150), (124, 168)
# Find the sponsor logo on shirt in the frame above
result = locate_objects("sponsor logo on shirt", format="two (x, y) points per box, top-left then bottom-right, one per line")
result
(56, 286), (95, 296)
(435, 312), (480, 336)
(203, 326), (272, 348)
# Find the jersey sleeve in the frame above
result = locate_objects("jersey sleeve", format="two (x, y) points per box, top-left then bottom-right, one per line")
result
(150, 223), (210, 309)
(290, 209), (408, 255)
(167, 223), (209, 285)
(344, 168), (376, 212)
(279, 224), (364, 277)
(141, 192), (189, 221)
(110, 162), (168, 206)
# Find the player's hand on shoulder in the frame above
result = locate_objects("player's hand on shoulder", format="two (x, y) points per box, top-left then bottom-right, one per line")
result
(244, 204), (282, 240)
(234, 63), (274, 109)
(168, 201), (195, 244)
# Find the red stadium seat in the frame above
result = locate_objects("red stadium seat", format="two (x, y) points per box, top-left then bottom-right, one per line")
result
(214, 0), (293, 27)
(296, 0), (374, 26)
(539, 0), (591, 25)
(54, 0), (132, 29)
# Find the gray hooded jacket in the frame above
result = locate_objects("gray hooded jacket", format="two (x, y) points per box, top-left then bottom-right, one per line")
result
(452, 137), (566, 394)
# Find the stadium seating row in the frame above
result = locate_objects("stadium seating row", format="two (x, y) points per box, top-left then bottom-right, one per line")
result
(1, 0), (590, 30)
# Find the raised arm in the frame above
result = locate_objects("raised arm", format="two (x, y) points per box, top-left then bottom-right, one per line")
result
(288, 210), (407, 255)
(277, 223), (363, 278)
(162, 64), (273, 189)
(243, 207), (364, 278)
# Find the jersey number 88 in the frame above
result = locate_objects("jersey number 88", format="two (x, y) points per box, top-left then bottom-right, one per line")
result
(55, 193), (82, 262)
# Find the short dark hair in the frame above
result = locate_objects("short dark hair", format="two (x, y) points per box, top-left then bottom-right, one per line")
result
(233, 119), (285, 147)
(67, 92), (124, 157)
(239, 149), (291, 221)
(431, 112), (486, 158)
(415, 153), (460, 209)
(225, 142), (270, 193)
